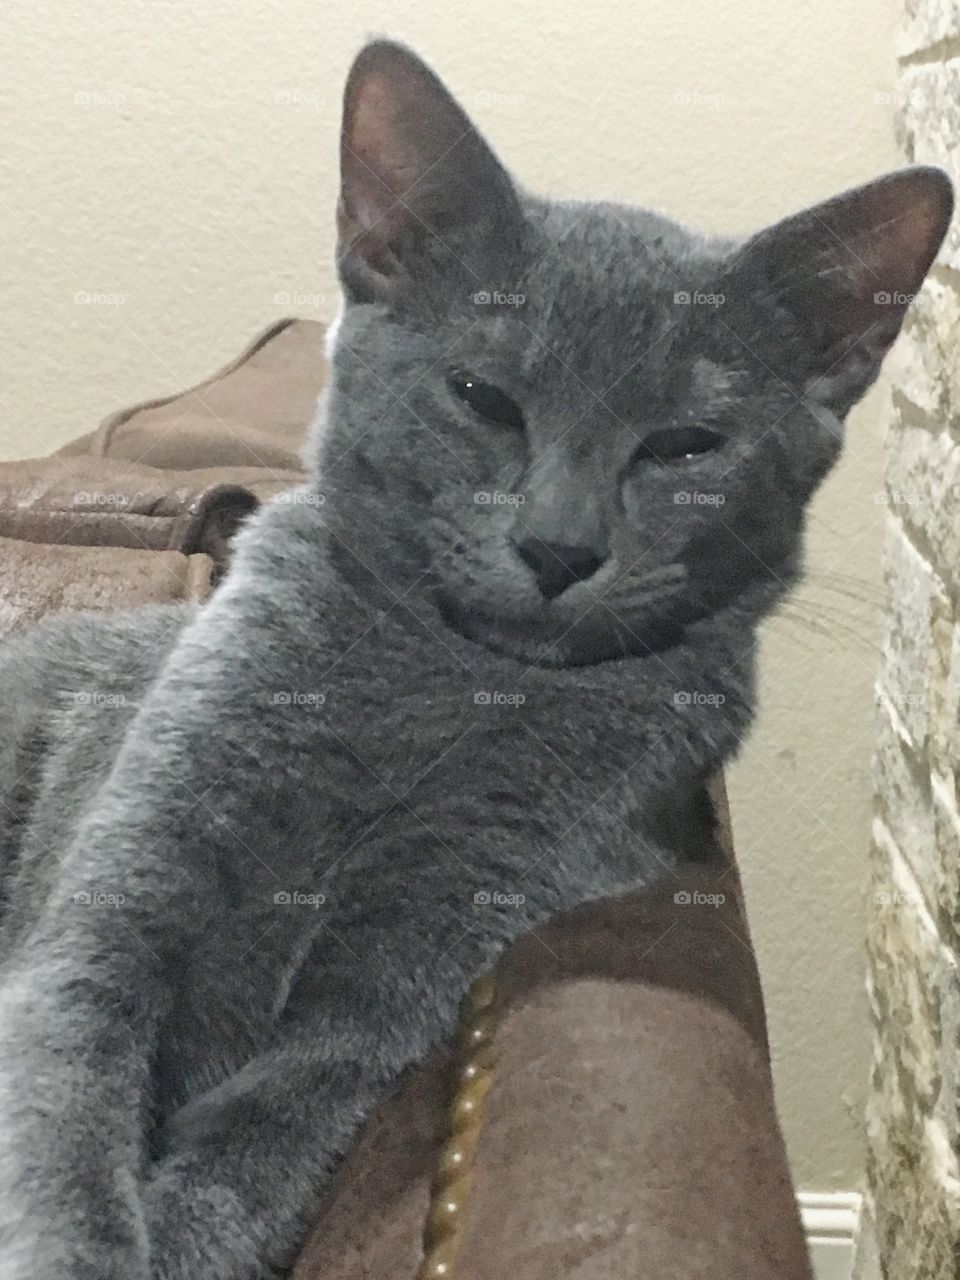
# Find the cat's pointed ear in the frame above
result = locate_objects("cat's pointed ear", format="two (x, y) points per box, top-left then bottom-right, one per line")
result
(336, 40), (523, 304)
(730, 166), (953, 410)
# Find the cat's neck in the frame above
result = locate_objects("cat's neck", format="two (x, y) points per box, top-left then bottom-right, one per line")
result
(221, 492), (765, 717)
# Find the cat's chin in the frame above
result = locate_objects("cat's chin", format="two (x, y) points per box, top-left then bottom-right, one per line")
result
(434, 589), (686, 669)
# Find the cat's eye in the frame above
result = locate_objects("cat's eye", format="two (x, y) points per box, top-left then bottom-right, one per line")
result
(634, 426), (725, 463)
(449, 375), (525, 431)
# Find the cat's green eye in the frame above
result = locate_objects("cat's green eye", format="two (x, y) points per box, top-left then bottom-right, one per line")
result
(635, 426), (725, 463)
(449, 375), (525, 431)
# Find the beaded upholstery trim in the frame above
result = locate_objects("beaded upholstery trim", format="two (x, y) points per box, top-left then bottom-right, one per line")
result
(415, 976), (498, 1279)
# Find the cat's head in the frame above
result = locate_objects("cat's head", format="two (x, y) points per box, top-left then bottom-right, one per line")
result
(317, 40), (951, 668)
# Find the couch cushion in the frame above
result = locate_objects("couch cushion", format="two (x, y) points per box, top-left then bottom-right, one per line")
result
(0, 457), (300, 561)
(60, 318), (324, 473)
(0, 535), (212, 638)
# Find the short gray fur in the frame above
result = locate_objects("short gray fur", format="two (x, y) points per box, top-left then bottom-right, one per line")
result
(0, 39), (951, 1280)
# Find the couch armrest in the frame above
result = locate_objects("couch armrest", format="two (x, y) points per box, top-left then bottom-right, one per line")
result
(294, 823), (811, 1280)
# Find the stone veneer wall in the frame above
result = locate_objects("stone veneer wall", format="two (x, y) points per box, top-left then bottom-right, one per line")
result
(866, 3), (960, 1276)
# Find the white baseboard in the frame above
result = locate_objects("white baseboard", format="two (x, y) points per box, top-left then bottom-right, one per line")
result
(798, 1192), (863, 1280)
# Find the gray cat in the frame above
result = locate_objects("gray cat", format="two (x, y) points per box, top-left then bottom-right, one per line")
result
(0, 38), (951, 1280)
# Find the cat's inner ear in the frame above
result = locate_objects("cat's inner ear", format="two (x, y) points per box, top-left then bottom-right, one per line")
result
(337, 40), (522, 300)
(733, 166), (953, 408)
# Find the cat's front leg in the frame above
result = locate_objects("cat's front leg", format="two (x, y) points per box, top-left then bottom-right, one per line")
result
(143, 1030), (412, 1280)
(143, 918), (494, 1280)
(0, 949), (156, 1280)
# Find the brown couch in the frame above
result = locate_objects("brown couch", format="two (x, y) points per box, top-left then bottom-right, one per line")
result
(0, 319), (813, 1280)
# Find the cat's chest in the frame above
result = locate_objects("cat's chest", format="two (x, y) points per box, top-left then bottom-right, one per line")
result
(316, 679), (645, 849)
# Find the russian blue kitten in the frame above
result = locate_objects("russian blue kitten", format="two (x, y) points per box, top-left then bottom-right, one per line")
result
(0, 39), (952, 1280)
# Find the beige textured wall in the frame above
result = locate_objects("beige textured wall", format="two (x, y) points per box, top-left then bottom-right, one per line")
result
(2, 0), (900, 1190)
(867, 4), (960, 1274)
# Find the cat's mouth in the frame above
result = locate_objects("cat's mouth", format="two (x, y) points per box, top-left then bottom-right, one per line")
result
(434, 586), (689, 668)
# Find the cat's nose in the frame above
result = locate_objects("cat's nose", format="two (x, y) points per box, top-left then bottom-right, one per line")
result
(515, 539), (606, 600)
